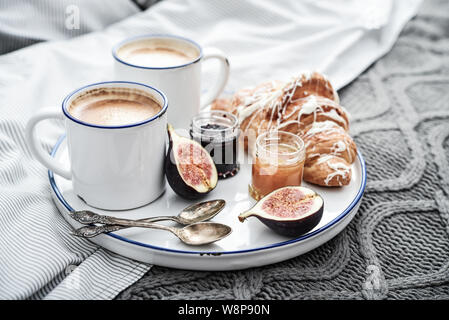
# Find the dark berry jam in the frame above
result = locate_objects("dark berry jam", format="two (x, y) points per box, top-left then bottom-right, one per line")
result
(190, 112), (240, 179)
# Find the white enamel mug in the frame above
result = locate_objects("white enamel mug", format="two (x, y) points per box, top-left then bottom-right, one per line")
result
(112, 34), (230, 129)
(26, 81), (168, 210)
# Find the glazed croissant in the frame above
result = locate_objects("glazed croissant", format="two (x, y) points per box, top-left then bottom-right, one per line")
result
(211, 72), (357, 187)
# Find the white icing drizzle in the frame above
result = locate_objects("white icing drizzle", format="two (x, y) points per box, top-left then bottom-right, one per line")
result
(307, 152), (321, 159)
(304, 120), (340, 137)
(331, 141), (347, 154)
(297, 96), (322, 123)
(236, 77), (298, 124)
(282, 104), (301, 119)
(315, 154), (351, 186)
(233, 73), (354, 186)
(238, 89), (277, 123)
(235, 73), (347, 132)
(321, 108), (348, 127)
(296, 96), (348, 128)
(304, 121), (353, 164)
(316, 154), (336, 164)
(247, 108), (264, 134)
(325, 160), (351, 186)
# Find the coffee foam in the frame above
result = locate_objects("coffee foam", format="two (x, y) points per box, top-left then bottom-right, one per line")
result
(117, 38), (199, 68)
(68, 87), (162, 126)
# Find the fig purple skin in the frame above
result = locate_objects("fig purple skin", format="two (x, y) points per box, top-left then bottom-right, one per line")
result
(254, 207), (323, 237)
(239, 186), (324, 237)
(165, 124), (218, 200)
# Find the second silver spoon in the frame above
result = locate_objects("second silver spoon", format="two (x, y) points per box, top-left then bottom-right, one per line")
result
(69, 199), (226, 238)
(73, 220), (232, 246)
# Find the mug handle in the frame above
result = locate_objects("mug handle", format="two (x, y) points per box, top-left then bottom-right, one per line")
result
(200, 47), (230, 109)
(26, 109), (72, 180)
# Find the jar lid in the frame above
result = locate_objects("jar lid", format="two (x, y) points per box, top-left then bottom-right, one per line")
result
(190, 110), (240, 142)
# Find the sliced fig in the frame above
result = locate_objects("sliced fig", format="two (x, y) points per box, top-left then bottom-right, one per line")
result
(238, 186), (324, 237)
(165, 124), (218, 199)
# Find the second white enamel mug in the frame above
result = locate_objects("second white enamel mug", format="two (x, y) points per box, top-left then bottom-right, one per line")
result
(112, 34), (230, 130)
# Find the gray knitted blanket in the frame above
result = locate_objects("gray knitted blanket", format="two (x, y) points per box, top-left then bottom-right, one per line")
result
(117, 0), (449, 300)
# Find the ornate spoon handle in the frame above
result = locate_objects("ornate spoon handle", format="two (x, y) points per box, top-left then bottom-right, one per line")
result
(72, 218), (177, 238)
(71, 216), (180, 238)
(72, 224), (122, 238)
(69, 210), (179, 225)
(74, 216), (180, 237)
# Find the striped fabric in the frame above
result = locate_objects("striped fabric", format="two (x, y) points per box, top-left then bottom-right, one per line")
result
(0, 1), (152, 300)
(0, 117), (151, 300)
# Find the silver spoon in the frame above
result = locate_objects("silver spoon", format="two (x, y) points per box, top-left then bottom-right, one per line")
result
(73, 220), (232, 246)
(68, 199), (226, 238)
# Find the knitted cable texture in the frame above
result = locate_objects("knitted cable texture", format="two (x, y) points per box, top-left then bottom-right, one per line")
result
(116, 0), (449, 300)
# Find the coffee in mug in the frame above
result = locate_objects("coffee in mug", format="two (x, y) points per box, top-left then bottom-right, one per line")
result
(26, 81), (168, 210)
(113, 35), (230, 130)
(67, 87), (162, 126)
(116, 38), (198, 68)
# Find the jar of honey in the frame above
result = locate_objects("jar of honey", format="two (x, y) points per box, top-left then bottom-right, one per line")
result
(249, 131), (305, 200)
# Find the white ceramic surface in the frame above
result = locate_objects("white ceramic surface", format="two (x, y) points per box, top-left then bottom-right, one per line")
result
(50, 136), (366, 271)
(112, 35), (230, 129)
(27, 81), (168, 210)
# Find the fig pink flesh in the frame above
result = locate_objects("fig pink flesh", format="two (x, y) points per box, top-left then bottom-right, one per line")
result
(261, 188), (314, 218)
(176, 142), (213, 186)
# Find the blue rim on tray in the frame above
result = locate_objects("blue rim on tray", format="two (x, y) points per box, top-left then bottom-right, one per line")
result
(49, 134), (367, 255)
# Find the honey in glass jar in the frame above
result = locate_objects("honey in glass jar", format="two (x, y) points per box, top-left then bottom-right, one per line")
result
(249, 131), (305, 200)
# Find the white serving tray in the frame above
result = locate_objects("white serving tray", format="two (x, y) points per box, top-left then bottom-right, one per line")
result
(49, 135), (366, 271)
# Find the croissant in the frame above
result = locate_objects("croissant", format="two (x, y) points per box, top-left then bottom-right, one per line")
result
(211, 71), (357, 187)
(302, 120), (356, 186)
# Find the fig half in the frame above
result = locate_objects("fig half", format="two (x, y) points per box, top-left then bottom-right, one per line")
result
(238, 186), (324, 237)
(165, 124), (218, 199)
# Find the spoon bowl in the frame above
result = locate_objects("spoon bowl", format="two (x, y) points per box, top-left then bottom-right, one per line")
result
(70, 199), (230, 244)
(177, 199), (226, 225)
(73, 219), (232, 246)
(177, 222), (232, 245)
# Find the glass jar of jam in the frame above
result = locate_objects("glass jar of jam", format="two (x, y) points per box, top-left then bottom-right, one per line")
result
(190, 110), (240, 179)
(249, 131), (305, 200)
